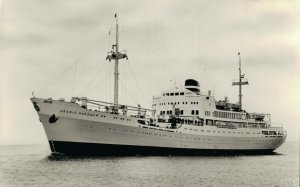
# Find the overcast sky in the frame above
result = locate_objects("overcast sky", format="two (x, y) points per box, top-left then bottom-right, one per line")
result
(0, 0), (299, 144)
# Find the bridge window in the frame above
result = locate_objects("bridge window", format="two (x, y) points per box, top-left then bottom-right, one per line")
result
(166, 93), (169, 96)
(170, 93), (174, 96)
(180, 92), (184, 95)
(175, 92), (179, 96)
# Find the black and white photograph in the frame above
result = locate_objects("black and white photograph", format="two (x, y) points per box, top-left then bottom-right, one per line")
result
(0, 0), (299, 186)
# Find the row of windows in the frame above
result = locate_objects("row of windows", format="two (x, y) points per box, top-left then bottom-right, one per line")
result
(106, 126), (280, 143)
(139, 126), (281, 139)
(181, 118), (203, 125)
(139, 127), (263, 139)
(127, 126), (283, 139)
(205, 111), (211, 116)
(113, 116), (131, 121)
(144, 125), (281, 139)
(159, 117), (265, 129)
(60, 109), (132, 121)
(159, 110), (201, 116)
(262, 131), (284, 135)
(183, 128), (262, 135)
(159, 101), (199, 106)
(60, 109), (100, 117)
(213, 111), (245, 120)
(160, 110), (184, 115)
(163, 92), (185, 96)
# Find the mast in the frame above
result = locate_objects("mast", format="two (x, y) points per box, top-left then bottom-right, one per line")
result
(232, 52), (248, 110)
(106, 14), (128, 106)
(238, 53), (242, 108)
(114, 14), (119, 105)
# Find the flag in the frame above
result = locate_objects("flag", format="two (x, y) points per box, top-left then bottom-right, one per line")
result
(241, 74), (245, 78)
(238, 52), (240, 55)
(115, 13), (117, 18)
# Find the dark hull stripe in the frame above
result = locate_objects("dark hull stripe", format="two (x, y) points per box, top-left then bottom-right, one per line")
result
(48, 141), (275, 156)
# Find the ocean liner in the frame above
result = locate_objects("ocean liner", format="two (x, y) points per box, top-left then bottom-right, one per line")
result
(31, 15), (286, 156)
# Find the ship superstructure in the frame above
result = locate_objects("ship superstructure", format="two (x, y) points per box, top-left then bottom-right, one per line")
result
(30, 15), (286, 156)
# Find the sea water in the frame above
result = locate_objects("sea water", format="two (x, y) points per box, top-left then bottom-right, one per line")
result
(0, 142), (298, 187)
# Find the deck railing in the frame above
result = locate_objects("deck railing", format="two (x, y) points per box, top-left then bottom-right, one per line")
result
(76, 97), (154, 119)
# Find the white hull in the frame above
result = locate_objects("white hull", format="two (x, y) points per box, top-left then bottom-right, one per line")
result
(32, 98), (286, 155)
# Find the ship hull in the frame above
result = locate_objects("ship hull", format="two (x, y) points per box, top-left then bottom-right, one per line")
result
(31, 98), (286, 156)
(41, 113), (285, 155)
(49, 140), (275, 156)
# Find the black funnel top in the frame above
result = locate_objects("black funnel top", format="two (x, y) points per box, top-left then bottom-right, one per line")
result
(185, 79), (199, 87)
(185, 79), (200, 93)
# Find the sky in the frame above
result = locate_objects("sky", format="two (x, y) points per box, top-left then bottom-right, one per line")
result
(0, 0), (299, 144)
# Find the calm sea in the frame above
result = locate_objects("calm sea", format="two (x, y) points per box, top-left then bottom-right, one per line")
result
(0, 142), (298, 187)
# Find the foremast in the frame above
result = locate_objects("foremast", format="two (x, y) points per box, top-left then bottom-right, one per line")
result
(232, 52), (248, 110)
(106, 14), (128, 106)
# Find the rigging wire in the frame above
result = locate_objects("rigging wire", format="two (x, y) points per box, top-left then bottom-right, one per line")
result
(107, 30), (113, 102)
(121, 29), (128, 105)
(35, 63), (76, 96)
(77, 30), (112, 98)
(127, 59), (151, 106)
(119, 80), (140, 106)
(76, 61), (108, 96)
(122, 31), (175, 77)
(72, 62), (77, 97)
(35, 33), (109, 97)
(105, 29), (111, 101)
(105, 59), (108, 101)
(78, 68), (111, 97)
(108, 59), (112, 101)
(124, 59), (128, 104)
(123, 31), (238, 75)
